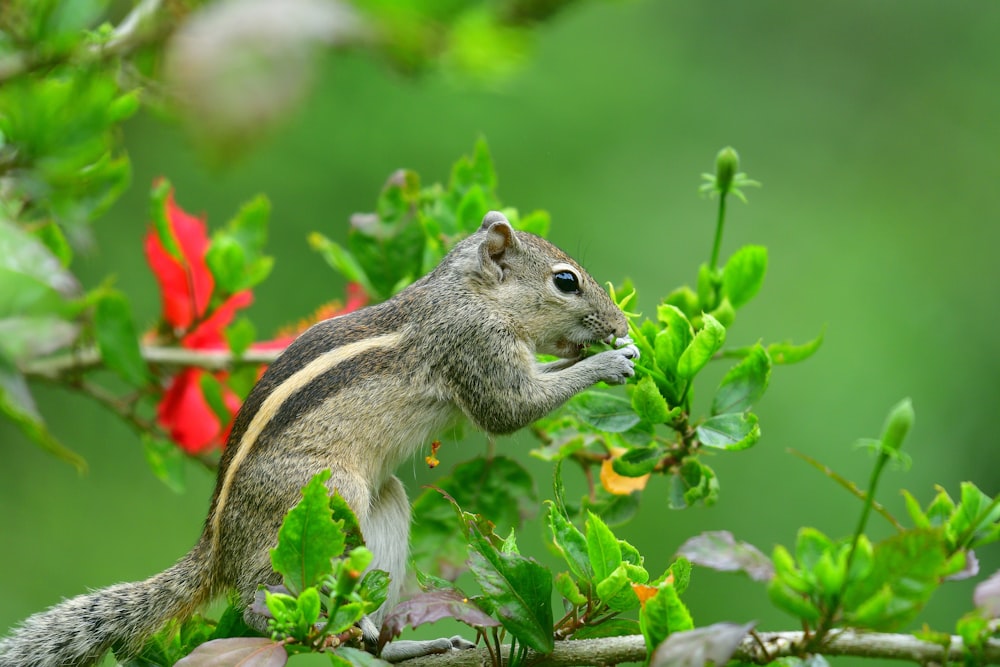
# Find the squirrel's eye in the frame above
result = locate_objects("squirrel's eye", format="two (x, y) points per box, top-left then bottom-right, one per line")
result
(553, 270), (580, 294)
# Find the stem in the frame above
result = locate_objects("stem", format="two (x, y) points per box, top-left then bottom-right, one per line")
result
(709, 192), (728, 271)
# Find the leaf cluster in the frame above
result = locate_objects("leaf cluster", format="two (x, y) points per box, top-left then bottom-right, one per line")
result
(310, 138), (550, 302)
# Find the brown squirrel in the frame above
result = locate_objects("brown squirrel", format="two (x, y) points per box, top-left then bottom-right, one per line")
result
(0, 211), (639, 666)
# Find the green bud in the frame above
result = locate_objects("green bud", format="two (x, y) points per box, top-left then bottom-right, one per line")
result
(715, 147), (740, 194)
(880, 398), (914, 452)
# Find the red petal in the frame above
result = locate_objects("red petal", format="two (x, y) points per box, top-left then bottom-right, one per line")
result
(182, 290), (254, 350)
(157, 368), (225, 454)
(144, 188), (215, 330)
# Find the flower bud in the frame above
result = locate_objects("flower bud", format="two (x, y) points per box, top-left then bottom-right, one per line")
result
(880, 398), (914, 452)
(715, 146), (740, 194)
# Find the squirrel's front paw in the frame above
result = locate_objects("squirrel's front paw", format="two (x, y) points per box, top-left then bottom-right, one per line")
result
(594, 345), (638, 384)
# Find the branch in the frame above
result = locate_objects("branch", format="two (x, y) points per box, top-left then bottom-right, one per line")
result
(22, 345), (285, 378)
(394, 631), (1000, 667)
(0, 0), (165, 82)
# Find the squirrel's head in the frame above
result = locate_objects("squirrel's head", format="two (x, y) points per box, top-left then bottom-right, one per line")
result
(471, 211), (627, 358)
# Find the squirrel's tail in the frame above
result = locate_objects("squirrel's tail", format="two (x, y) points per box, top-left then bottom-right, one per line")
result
(0, 536), (216, 667)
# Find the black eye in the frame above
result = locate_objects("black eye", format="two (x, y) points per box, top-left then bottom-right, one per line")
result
(553, 270), (580, 294)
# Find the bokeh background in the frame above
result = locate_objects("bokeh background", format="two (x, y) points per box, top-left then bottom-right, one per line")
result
(3, 1), (999, 663)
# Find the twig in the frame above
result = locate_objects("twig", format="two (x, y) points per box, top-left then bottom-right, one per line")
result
(393, 631), (1000, 667)
(22, 345), (285, 378)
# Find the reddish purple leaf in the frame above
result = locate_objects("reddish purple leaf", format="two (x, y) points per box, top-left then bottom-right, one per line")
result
(974, 568), (1000, 617)
(677, 531), (773, 582)
(378, 589), (499, 650)
(175, 637), (287, 667)
(649, 621), (755, 667)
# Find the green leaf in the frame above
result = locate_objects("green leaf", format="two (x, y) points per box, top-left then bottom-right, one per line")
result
(639, 584), (694, 655)
(794, 527), (834, 572)
(585, 511), (622, 583)
(225, 317), (257, 359)
(555, 571), (587, 606)
(149, 180), (183, 262)
(0, 218), (79, 296)
(332, 646), (392, 667)
(94, 289), (149, 385)
(767, 578), (821, 623)
(595, 563), (640, 612)
(696, 412), (760, 451)
(612, 445), (666, 477)
(711, 344), (770, 415)
(411, 455), (536, 576)
(142, 434), (186, 494)
(0, 357), (85, 472)
(768, 327), (825, 365)
(466, 522), (554, 653)
(515, 210), (550, 237)
(270, 470), (346, 594)
(309, 232), (381, 301)
(567, 391), (640, 433)
(631, 375), (673, 424)
(676, 313), (726, 379)
(661, 286), (699, 320)
(205, 235), (247, 294)
(667, 459), (720, 509)
(842, 529), (947, 630)
(546, 502), (593, 583)
(721, 245), (767, 308)
(654, 304), (693, 374)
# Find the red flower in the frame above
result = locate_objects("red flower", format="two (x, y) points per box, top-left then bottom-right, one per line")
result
(145, 183), (368, 455)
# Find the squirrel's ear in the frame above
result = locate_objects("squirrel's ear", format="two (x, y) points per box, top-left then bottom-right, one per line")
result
(478, 211), (519, 282)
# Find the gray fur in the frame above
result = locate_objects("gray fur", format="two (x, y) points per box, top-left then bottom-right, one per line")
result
(0, 212), (635, 665)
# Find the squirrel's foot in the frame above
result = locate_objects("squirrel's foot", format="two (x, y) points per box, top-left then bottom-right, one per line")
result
(380, 635), (476, 663)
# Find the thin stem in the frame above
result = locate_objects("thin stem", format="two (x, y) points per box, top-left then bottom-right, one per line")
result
(709, 192), (728, 271)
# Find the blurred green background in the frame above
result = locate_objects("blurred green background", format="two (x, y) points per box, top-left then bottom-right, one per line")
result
(3, 0), (999, 661)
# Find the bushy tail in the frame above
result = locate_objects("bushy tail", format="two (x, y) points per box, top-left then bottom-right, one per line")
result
(0, 538), (215, 667)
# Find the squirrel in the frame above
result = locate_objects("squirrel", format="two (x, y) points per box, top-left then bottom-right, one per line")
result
(0, 211), (639, 667)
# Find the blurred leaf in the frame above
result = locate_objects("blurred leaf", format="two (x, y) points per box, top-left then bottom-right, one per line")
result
(567, 391), (640, 433)
(142, 434), (186, 494)
(450, 136), (497, 199)
(514, 209), (550, 237)
(174, 637), (287, 667)
(94, 289), (149, 385)
(842, 529), (946, 630)
(581, 488), (641, 525)
(721, 245), (767, 309)
(768, 327), (825, 365)
(0, 315), (79, 362)
(30, 222), (73, 267)
(225, 317), (257, 359)
(974, 569), (1000, 618)
(411, 455), (535, 577)
(205, 235), (246, 294)
(649, 621), (755, 667)
(0, 218), (80, 296)
(677, 531), (774, 582)
(309, 232), (381, 300)
(270, 470), (345, 594)
(677, 313), (725, 379)
(711, 344), (770, 415)
(696, 412), (760, 451)
(667, 459), (718, 509)
(331, 647), (392, 667)
(443, 9), (530, 82)
(0, 356), (85, 472)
